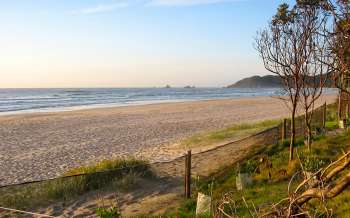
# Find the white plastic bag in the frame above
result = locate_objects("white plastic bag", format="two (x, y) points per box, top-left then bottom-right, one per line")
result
(196, 192), (211, 216)
(236, 173), (252, 191)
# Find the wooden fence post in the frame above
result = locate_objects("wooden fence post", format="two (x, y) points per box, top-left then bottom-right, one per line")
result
(338, 92), (342, 120)
(323, 102), (327, 128)
(185, 150), (191, 199)
(282, 118), (287, 142)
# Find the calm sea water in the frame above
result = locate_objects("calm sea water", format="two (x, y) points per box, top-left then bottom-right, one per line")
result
(0, 88), (336, 115)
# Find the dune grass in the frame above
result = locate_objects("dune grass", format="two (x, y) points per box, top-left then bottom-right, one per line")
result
(0, 158), (151, 212)
(181, 120), (280, 148)
(64, 158), (147, 176)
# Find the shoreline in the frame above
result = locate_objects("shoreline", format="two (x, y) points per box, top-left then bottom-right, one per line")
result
(0, 87), (285, 117)
(0, 95), (277, 117)
(0, 87), (338, 117)
(0, 94), (337, 185)
(0, 98), (196, 117)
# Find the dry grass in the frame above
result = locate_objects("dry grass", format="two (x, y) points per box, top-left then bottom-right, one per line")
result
(0, 158), (151, 212)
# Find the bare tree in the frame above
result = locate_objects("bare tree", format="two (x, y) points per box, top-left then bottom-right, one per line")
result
(297, 1), (333, 150)
(300, 73), (329, 151)
(327, 0), (350, 86)
(255, 3), (322, 161)
(331, 0), (350, 120)
(316, 0), (350, 119)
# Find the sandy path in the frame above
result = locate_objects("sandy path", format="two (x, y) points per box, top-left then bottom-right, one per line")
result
(34, 127), (283, 217)
(0, 95), (336, 186)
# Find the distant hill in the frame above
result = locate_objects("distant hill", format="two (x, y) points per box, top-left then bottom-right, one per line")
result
(228, 75), (282, 88)
(228, 74), (333, 88)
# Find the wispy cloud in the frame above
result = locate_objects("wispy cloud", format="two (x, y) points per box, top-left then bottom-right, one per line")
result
(148, 0), (244, 6)
(72, 2), (129, 15)
(72, 0), (244, 15)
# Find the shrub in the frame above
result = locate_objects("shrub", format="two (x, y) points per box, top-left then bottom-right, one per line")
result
(303, 156), (327, 172)
(241, 159), (259, 174)
(96, 206), (121, 218)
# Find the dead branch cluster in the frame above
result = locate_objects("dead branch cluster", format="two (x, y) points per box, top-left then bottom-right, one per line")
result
(215, 150), (350, 218)
(263, 150), (350, 217)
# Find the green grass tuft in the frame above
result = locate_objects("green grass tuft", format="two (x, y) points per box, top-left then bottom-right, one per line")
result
(96, 206), (121, 218)
(64, 158), (147, 176)
(181, 120), (280, 148)
(325, 120), (338, 129)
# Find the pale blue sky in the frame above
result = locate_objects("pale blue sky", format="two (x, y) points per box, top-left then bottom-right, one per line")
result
(0, 0), (293, 88)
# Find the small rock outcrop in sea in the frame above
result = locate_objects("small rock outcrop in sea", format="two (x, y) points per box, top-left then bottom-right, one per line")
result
(184, 85), (195, 89)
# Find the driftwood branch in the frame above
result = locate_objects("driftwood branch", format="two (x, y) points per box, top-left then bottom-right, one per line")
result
(265, 149), (350, 217)
(296, 171), (350, 206)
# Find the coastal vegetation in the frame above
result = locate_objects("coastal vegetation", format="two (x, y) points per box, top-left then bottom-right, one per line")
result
(156, 106), (350, 217)
(174, 130), (350, 217)
(0, 158), (150, 213)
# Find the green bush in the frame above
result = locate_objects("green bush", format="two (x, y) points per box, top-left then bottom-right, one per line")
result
(302, 155), (327, 172)
(96, 206), (121, 218)
(241, 159), (259, 174)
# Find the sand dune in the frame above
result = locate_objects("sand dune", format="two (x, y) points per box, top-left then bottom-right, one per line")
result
(0, 95), (336, 186)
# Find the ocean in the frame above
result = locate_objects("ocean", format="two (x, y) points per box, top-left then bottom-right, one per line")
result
(0, 88), (336, 115)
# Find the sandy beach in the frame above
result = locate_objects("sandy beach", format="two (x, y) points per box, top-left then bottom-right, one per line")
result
(0, 95), (336, 186)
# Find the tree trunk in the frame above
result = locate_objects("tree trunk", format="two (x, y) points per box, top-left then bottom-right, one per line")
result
(307, 124), (312, 151)
(305, 113), (312, 151)
(338, 90), (342, 120)
(290, 106), (296, 162)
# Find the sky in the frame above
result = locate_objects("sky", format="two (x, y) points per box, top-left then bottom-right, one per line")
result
(0, 0), (294, 88)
